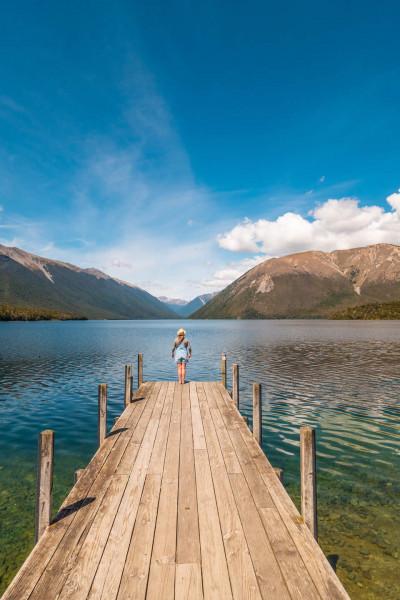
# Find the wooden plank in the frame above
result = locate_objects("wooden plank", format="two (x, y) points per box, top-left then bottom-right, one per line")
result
(146, 383), (181, 600)
(197, 384), (262, 600)
(116, 474), (162, 600)
(117, 383), (175, 599)
(201, 383), (241, 474)
(194, 448), (233, 599)
(259, 507), (321, 600)
(215, 383), (350, 600)
(85, 384), (168, 600)
(210, 383), (274, 510)
(58, 472), (131, 599)
(148, 382), (176, 475)
(28, 384), (159, 600)
(189, 382), (206, 450)
(175, 563), (203, 600)
(2, 384), (153, 600)
(176, 383), (200, 564)
(229, 473), (291, 600)
(212, 384), (332, 598)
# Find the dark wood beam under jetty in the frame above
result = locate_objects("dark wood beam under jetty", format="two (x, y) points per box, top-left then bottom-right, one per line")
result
(2, 368), (350, 599)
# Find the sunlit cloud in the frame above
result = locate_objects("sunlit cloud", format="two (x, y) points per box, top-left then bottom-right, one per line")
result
(218, 191), (400, 256)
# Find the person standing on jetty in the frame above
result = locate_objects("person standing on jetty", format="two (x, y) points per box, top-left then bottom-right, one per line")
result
(172, 328), (192, 384)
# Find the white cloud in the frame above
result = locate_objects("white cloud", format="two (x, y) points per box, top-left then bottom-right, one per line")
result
(218, 191), (400, 257)
(387, 190), (400, 213)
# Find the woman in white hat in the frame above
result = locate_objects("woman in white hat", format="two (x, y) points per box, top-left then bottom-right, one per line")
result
(172, 328), (192, 384)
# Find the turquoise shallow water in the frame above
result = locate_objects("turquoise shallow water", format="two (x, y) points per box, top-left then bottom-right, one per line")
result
(0, 319), (399, 598)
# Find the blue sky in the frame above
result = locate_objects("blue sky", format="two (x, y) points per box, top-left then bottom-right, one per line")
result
(1, 1), (400, 298)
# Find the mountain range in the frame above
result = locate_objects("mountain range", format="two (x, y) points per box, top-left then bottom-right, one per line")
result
(0, 245), (176, 319)
(2, 242), (400, 320)
(158, 293), (217, 317)
(194, 244), (400, 319)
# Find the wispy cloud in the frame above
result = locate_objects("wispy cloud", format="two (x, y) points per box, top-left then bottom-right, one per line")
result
(0, 95), (26, 114)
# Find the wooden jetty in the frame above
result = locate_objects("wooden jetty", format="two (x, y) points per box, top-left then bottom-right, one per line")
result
(2, 376), (350, 599)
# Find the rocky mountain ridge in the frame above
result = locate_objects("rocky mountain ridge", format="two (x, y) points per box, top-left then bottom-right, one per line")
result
(0, 244), (175, 319)
(194, 244), (400, 319)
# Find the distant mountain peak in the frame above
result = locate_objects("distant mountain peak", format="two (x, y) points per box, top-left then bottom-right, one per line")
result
(194, 243), (400, 319)
(158, 296), (188, 306)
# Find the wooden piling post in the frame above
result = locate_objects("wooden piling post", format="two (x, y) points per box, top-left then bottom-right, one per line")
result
(221, 352), (227, 388)
(124, 364), (132, 408)
(274, 467), (284, 484)
(232, 363), (239, 408)
(300, 426), (318, 540)
(138, 353), (143, 388)
(74, 469), (84, 483)
(130, 375), (134, 402)
(98, 383), (107, 446)
(35, 430), (54, 543)
(252, 383), (262, 445)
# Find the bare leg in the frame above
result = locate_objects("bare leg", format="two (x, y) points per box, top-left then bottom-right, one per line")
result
(182, 362), (186, 384)
(178, 363), (183, 384)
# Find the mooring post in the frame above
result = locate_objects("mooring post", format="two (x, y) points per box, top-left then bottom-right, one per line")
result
(252, 383), (262, 445)
(130, 375), (134, 401)
(124, 364), (132, 407)
(300, 426), (318, 540)
(35, 429), (54, 543)
(221, 352), (227, 388)
(138, 353), (143, 388)
(274, 467), (284, 483)
(98, 383), (107, 446)
(74, 469), (84, 483)
(232, 363), (239, 408)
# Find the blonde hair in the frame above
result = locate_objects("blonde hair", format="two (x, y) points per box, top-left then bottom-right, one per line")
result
(174, 335), (188, 348)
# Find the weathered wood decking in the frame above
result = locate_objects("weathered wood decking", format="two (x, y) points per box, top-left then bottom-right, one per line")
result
(2, 381), (350, 599)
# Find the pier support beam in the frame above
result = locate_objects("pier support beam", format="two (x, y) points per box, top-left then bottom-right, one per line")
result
(300, 426), (318, 540)
(232, 363), (239, 408)
(252, 383), (262, 445)
(221, 352), (227, 388)
(98, 383), (107, 446)
(138, 353), (143, 388)
(35, 430), (54, 543)
(124, 364), (132, 408)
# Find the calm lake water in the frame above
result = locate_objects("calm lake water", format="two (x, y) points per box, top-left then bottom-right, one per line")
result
(0, 319), (399, 598)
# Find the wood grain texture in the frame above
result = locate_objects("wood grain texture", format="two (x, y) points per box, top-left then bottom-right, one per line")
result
(3, 381), (350, 600)
(300, 426), (318, 540)
(98, 384), (107, 446)
(35, 429), (54, 543)
(124, 364), (132, 408)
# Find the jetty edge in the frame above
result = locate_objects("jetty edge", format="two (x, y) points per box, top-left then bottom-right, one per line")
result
(1, 358), (350, 599)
